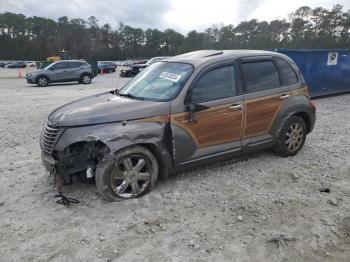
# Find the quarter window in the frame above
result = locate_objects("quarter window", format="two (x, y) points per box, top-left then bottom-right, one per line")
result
(242, 61), (280, 93)
(191, 65), (236, 103)
(275, 58), (298, 86)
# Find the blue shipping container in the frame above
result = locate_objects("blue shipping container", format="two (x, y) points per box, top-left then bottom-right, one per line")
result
(272, 49), (350, 97)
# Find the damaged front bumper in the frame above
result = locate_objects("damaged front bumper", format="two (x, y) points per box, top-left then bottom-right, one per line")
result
(41, 151), (56, 173)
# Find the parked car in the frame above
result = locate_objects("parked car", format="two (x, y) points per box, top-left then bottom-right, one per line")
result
(25, 61), (36, 67)
(133, 59), (148, 65)
(120, 56), (170, 77)
(6, 62), (27, 68)
(26, 60), (94, 87)
(98, 62), (116, 73)
(40, 50), (316, 201)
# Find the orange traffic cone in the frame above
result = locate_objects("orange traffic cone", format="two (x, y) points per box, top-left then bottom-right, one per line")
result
(18, 69), (22, 78)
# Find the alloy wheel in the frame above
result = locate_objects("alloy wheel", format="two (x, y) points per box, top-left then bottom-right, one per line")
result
(285, 123), (304, 152)
(110, 154), (152, 198)
(38, 77), (48, 86)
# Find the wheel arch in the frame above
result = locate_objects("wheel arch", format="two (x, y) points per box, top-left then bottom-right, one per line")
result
(80, 72), (92, 78)
(292, 111), (312, 133)
(138, 142), (174, 179)
(271, 107), (315, 139)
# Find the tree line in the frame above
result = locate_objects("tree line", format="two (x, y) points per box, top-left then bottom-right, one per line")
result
(0, 4), (349, 61)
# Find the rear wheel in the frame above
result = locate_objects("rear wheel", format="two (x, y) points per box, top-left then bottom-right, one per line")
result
(95, 146), (158, 201)
(274, 116), (307, 157)
(37, 76), (49, 87)
(80, 74), (91, 84)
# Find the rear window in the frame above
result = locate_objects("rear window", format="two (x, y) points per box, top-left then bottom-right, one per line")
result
(275, 57), (298, 86)
(242, 61), (280, 93)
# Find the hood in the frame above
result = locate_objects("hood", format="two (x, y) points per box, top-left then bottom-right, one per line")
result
(133, 64), (148, 68)
(30, 69), (46, 75)
(48, 91), (170, 127)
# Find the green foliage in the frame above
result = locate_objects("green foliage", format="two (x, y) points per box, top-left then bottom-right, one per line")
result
(0, 4), (349, 60)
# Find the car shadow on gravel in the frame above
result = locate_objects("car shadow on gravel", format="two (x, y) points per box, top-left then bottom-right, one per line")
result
(161, 149), (271, 184)
(47, 149), (274, 203)
(26, 82), (82, 88)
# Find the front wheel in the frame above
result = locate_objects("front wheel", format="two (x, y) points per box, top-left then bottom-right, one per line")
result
(37, 76), (49, 87)
(95, 146), (158, 201)
(273, 116), (307, 157)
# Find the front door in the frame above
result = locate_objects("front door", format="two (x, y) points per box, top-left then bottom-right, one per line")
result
(171, 63), (244, 165)
(50, 62), (70, 82)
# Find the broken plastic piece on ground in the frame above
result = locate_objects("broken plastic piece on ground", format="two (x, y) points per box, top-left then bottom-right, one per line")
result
(319, 188), (331, 193)
(55, 193), (80, 206)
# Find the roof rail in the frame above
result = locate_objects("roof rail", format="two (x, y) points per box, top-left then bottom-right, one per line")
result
(204, 51), (223, 57)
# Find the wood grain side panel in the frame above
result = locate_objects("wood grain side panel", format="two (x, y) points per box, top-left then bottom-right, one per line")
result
(171, 104), (243, 148)
(290, 86), (309, 97)
(243, 96), (281, 138)
(137, 115), (170, 123)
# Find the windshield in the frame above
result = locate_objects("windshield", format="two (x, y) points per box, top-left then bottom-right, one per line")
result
(119, 62), (193, 101)
(44, 62), (56, 70)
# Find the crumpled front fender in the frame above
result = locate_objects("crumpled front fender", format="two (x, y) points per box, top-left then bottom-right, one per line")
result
(55, 119), (174, 176)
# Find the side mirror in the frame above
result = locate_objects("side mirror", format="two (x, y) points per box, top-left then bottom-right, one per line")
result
(187, 103), (196, 112)
(185, 102), (209, 123)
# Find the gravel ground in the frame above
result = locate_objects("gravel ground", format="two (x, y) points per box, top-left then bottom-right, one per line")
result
(0, 68), (349, 262)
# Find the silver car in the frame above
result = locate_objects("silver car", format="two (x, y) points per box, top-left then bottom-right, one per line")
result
(26, 60), (94, 87)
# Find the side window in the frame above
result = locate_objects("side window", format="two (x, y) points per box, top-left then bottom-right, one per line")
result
(275, 58), (298, 86)
(53, 62), (68, 70)
(191, 65), (236, 103)
(76, 62), (84, 68)
(242, 61), (280, 93)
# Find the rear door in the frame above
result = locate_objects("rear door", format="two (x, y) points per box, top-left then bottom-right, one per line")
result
(68, 62), (83, 80)
(239, 56), (298, 146)
(171, 62), (244, 165)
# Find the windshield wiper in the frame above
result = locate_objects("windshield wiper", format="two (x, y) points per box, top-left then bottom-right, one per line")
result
(117, 92), (144, 100)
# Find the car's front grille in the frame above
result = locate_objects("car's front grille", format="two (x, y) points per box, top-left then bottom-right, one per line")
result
(40, 124), (63, 154)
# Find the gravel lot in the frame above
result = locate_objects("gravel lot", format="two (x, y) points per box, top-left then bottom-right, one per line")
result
(0, 68), (349, 262)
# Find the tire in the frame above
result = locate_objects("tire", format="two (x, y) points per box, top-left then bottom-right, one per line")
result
(95, 146), (158, 201)
(37, 76), (49, 87)
(80, 74), (91, 84)
(273, 116), (307, 157)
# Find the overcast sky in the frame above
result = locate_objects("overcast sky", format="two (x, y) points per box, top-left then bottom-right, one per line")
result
(1, 0), (350, 32)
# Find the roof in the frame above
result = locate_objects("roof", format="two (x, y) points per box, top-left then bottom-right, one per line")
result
(52, 59), (86, 63)
(165, 50), (282, 67)
(271, 48), (350, 53)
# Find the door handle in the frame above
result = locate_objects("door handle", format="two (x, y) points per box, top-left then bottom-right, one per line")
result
(229, 104), (243, 110)
(280, 94), (290, 100)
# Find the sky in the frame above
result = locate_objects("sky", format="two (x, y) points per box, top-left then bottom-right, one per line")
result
(1, 0), (350, 32)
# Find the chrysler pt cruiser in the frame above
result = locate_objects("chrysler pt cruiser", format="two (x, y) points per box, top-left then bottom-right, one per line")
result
(40, 50), (316, 201)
